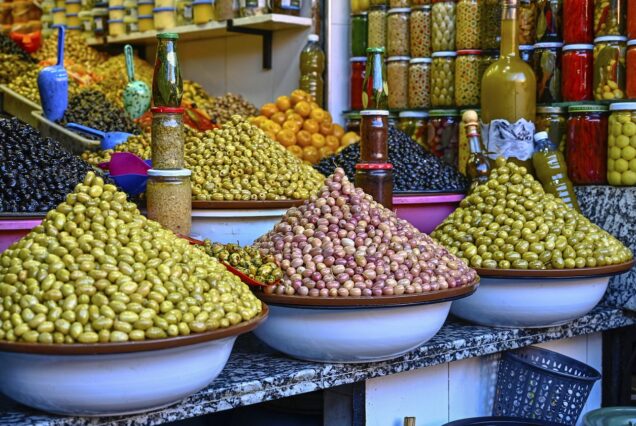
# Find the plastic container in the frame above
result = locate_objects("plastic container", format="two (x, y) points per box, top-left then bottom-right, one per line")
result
(583, 407), (636, 426)
(387, 7), (410, 56)
(146, 169), (192, 235)
(0, 217), (44, 253)
(594, 0), (625, 37)
(31, 111), (100, 154)
(351, 12), (368, 57)
(0, 84), (41, 127)
(138, 13), (153, 31)
(627, 40), (636, 98)
(533, 42), (563, 103)
(410, 6), (431, 57)
(138, 0), (153, 15)
(493, 346), (601, 424)
(563, 0), (593, 43)
(153, 7), (176, 30)
(607, 103), (636, 186)
(360, 109), (389, 163)
(535, 106), (566, 152)
(108, 18), (125, 35)
(566, 104), (608, 185)
(561, 44), (593, 101)
(408, 57), (431, 109)
(368, 5), (387, 49)
(66, 12), (80, 26)
(299, 34), (325, 107)
(593, 35), (626, 100)
(387, 56), (409, 110)
(454, 49), (480, 107)
(431, 0), (455, 52)
(393, 193), (464, 234)
(535, 0), (562, 42)
(350, 57), (366, 111)
(398, 110), (427, 147)
(355, 163), (393, 209)
(192, 0), (213, 24)
(108, 5), (125, 19)
(431, 51), (456, 107)
(517, 0), (536, 45)
(427, 108), (459, 167)
(151, 106), (185, 169)
(455, 0), (480, 50)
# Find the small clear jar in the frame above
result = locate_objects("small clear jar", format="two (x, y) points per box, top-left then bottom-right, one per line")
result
(151, 107), (185, 169)
(239, 0), (268, 16)
(454, 49), (481, 107)
(456, 0), (480, 50)
(192, 0), (213, 24)
(566, 104), (608, 184)
(408, 57), (431, 108)
(387, 56), (410, 110)
(431, 0), (455, 52)
(626, 40), (636, 98)
(480, 0), (501, 50)
(427, 108), (459, 167)
(431, 51), (456, 107)
(562, 44), (594, 101)
(351, 12), (368, 57)
(215, 0), (234, 19)
(607, 103), (636, 186)
(410, 5), (431, 57)
(399, 111), (428, 147)
(593, 35), (626, 100)
(368, 6), (387, 49)
(387, 8), (410, 56)
(594, 0), (625, 37)
(146, 168), (192, 235)
(518, 0), (536, 45)
(535, 0), (562, 42)
(536, 106), (566, 152)
(519, 45), (534, 63)
(532, 42), (563, 103)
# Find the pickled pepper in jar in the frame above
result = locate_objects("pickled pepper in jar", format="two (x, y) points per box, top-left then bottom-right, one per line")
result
(629, 1), (636, 39)
(363, 47), (389, 109)
(562, 44), (593, 101)
(456, 0), (481, 50)
(563, 0), (593, 43)
(350, 57), (366, 110)
(567, 104), (608, 185)
(593, 35), (626, 100)
(594, 0), (625, 37)
(533, 42), (562, 103)
(535, 0), (562, 42)
(627, 40), (636, 98)
(152, 32), (183, 107)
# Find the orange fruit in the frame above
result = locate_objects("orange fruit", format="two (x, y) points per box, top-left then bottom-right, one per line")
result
(275, 96), (291, 112)
(302, 146), (321, 163)
(277, 129), (297, 147)
(283, 120), (301, 133)
(251, 116), (266, 126)
(319, 121), (334, 135)
(290, 90), (307, 106)
(325, 135), (340, 152)
(332, 124), (345, 139)
(294, 101), (312, 118)
(265, 131), (277, 141)
(263, 121), (281, 134)
(296, 130), (312, 147)
(260, 103), (278, 118)
(310, 101), (320, 110)
(287, 112), (304, 125)
(271, 111), (286, 126)
(311, 133), (326, 149)
(341, 131), (360, 146)
(322, 111), (333, 124)
(287, 145), (303, 158)
(319, 146), (334, 158)
(309, 108), (326, 122)
(303, 118), (320, 134)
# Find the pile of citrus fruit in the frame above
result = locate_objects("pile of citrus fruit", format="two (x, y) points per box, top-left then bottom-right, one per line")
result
(251, 90), (360, 163)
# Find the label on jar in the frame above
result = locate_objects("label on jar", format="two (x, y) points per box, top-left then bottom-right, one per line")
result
(278, 0), (300, 10)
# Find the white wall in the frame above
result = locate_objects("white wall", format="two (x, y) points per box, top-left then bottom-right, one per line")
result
(325, 0), (349, 125)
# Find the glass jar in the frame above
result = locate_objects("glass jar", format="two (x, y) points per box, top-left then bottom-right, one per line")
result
(480, 0), (501, 50)
(351, 12), (368, 56)
(626, 40), (636, 98)
(431, 0), (455, 52)
(410, 6), (431, 57)
(427, 109), (459, 166)
(360, 109), (389, 162)
(593, 35), (626, 100)
(363, 47), (388, 109)
(532, 42), (563, 103)
(153, 33), (183, 107)
(216, 0), (234, 19)
(458, 108), (480, 175)
(108, 18), (126, 35)
(146, 169), (192, 235)
(387, 8), (410, 56)
(562, 44), (593, 101)
(269, 0), (301, 15)
(455, 50), (481, 107)
(594, 0), (625, 37)
(629, 2), (636, 39)
(607, 103), (636, 186)
(192, 0), (213, 24)
(153, 7), (176, 30)
(239, 0), (268, 16)
(408, 57), (431, 108)
(390, 0), (409, 6)
(368, 6), (387, 49)
(138, 0), (153, 14)
(138, 13), (153, 31)
(399, 111), (428, 146)
(350, 57), (366, 110)
(109, 5), (126, 20)
(535, 0), (562, 42)
(566, 104), (608, 184)
(456, 0), (480, 50)
(431, 51), (455, 107)
(518, 0), (536, 45)
(355, 163), (393, 208)
(151, 107), (185, 168)
(387, 56), (409, 109)
(345, 111), (362, 133)
(479, 49), (499, 76)
(519, 45), (534, 63)
(351, 0), (370, 13)
(536, 106), (566, 152)
(563, 0), (593, 43)
(176, 0), (193, 24)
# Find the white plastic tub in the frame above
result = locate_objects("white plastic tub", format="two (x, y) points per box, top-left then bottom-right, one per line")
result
(0, 84), (41, 127)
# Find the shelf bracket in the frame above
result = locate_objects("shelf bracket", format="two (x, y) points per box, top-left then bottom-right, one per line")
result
(226, 20), (273, 70)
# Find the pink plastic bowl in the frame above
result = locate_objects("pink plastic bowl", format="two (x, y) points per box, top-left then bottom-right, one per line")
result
(0, 218), (44, 253)
(393, 193), (465, 234)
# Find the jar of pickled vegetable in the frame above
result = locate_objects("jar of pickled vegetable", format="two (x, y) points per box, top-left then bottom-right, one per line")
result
(455, 50), (481, 107)
(387, 8), (410, 56)
(351, 12), (368, 56)
(350, 57), (366, 110)
(480, 0), (501, 50)
(536, 0), (562, 42)
(458, 108), (479, 174)
(533, 42), (563, 103)
(410, 5), (431, 57)
(456, 0), (480, 50)
(351, 0), (370, 13)
(398, 111), (428, 147)
(626, 40), (636, 98)
(431, 0), (455, 52)
(408, 57), (431, 108)
(519, 45), (534, 63)
(567, 104), (608, 184)
(345, 111), (362, 132)
(607, 103), (636, 185)
(593, 35), (626, 100)
(629, 2), (636, 39)
(518, 0), (536, 45)
(431, 51), (455, 107)
(536, 106), (566, 152)
(562, 44), (593, 101)
(387, 56), (409, 109)
(427, 109), (459, 166)
(563, 0), (593, 43)
(368, 6), (387, 49)
(594, 0), (625, 37)
(390, 0), (410, 6)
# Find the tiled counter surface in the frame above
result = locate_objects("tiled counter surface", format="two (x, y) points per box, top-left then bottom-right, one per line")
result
(0, 305), (632, 426)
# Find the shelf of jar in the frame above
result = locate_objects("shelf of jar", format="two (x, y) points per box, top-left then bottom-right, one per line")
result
(86, 14), (311, 46)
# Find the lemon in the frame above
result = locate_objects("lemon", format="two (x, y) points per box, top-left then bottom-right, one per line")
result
(615, 158), (629, 172)
(617, 135), (630, 148)
(608, 171), (622, 185)
(622, 171), (636, 186)
(609, 146), (622, 160)
(622, 146), (636, 161)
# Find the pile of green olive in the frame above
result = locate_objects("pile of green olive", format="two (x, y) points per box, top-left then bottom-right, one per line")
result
(0, 172), (262, 344)
(202, 241), (282, 285)
(431, 158), (632, 270)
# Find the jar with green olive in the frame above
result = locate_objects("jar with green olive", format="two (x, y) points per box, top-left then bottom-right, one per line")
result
(410, 5), (431, 57)
(455, 50), (481, 107)
(607, 103), (636, 186)
(594, 0), (625, 37)
(387, 8), (410, 56)
(387, 56), (410, 109)
(431, 0), (455, 52)
(408, 57), (431, 108)
(536, 106), (567, 152)
(480, 0), (501, 50)
(398, 111), (428, 147)
(368, 6), (388, 49)
(431, 51), (455, 107)
(593, 35), (626, 100)
(456, 0), (480, 50)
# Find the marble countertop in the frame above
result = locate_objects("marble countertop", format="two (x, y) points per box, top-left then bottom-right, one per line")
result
(0, 305), (632, 426)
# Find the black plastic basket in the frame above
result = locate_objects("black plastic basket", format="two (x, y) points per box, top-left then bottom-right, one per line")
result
(492, 346), (601, 426)
(444, 416), (564, 426)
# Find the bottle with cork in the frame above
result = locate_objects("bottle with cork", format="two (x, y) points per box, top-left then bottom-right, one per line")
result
(462, 110), (492, 192)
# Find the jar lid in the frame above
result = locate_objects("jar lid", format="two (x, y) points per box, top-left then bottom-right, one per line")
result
(350, 56), (367, 62)
(388, 7), (411, 14)
(352, 12), (368, 16)
(157, 32), (179, 38)
(431, 51), (457, 57)
(138, 0), (153, 3)
(344, 111), (361, 119)
(148, 169), (192, 177)
(366, 47), (385, 53)
(519, 45), (534, 51)
(594, 35), (628, 43)
(65, 0), (81, 4)
(369, 4), (387, 10)
(459, 108), (480, 114)
(562, 43), (594, 51)
(154, 7), (176, 11)
(138, 14), (153, 18)
(108, 6), (125, 10)
(92, 8), (108, 16)
(568, 104), (609, 113)
(609, 102), (636, 111)
(192, 0), (213, 4)
(412, 5), (431, 10)
(429, 109), (459, 117)
(399, 111), (429, 118)
(151, 106), (185, 113)
(52, 7), (65, 12)
(409, 57), (432, 63)
(387, 56), (411, 62)
(533, 42), (563, 49)
(360, 110), (390, 116)
(66, 12), (78, 16)
(536, 106), (565, 114)
(355, 163), (393, 170)
(628, 39), (636, 47)
(108, 18), (124, 22)
(456, 49), (482, 55)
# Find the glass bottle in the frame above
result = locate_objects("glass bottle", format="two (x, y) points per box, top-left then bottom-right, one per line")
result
(299, 34), (325, 107)
(152, 32), (183, 107)
(462, 110), (491, 191)
(362, 47), (389, 109)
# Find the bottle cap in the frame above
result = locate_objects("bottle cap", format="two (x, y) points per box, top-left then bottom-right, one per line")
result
(360, 110), (390, 116)
(399, 111), (428, 118)
(308, 34), (319, 42)
(157, 32), (179, 39)
(562, 44), (594, 51)
(533, 131), (548, 141)
(409, 57), (432, 64)
(594, 35), (627, 43)
(388, 8), (411, 14)
(355, 163), (393, 170)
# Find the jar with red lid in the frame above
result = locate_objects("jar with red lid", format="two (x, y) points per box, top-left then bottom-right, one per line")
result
(561, 44), (593, 101)
(426, 109), (459, 167)
(355, 163), (393, 209)
(627, 40), (636, 98)
(563, 0), (593, 44)
(350, 57), (366, 110)
(566, 104), (608, 185)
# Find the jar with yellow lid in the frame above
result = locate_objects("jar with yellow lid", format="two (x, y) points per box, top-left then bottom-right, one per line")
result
(351, 0), (370, 13)
(108, 18), (125, 36)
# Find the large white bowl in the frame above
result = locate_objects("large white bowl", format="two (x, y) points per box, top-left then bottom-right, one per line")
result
(191, 208), (289, 245)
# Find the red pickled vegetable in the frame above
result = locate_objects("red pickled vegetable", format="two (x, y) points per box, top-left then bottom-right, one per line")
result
(563, 0), (593, 43)
(562, 48), (593, 101)
(567, 111), (608, 184)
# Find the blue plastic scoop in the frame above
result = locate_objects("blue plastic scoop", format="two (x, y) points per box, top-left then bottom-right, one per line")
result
(37, 26), (68, 121)
(66, 123), (132, 150)
(122, 44), (151, 119)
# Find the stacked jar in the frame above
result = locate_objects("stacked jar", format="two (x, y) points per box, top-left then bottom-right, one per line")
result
(398, 111), (428, 147)
(350, 57), (366, 110)
(356, 110), (393, 208)
(533, 42), (562, 103)
(567, 104), (608, 185)
(561, 44), (593, 101)
(108, 0), (126, 36)
(66, 0), (81, 29)
(607, 103), (636, 186)
(147, 33), (192, 235)
(427, 109), (459, 167)
(137, 0), (153, 31)
(593, 35), (626, 100)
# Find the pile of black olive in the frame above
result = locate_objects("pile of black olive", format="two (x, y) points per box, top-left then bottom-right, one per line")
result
(314, 127), (469, 193)
(0, 118), (109, 213)
(57, 90), (141, 139)
(0, 34), (35, 63)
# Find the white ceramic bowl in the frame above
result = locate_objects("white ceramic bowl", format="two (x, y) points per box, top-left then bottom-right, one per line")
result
(191, 208), (289, 245)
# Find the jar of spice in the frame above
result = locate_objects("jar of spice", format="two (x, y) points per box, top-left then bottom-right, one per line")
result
(355, 163), (393, 208)
(398, 111), (428, 147)
(408, 57), (431, 108)
(519, 45), (534, 63)
(351, 12), (368, 56)
(562, 44), (593, 101)
(535, 0), (562, 42)
(594, 0), (625, 37)
(518, 0), (536, 45)
(480, 0), (501, 50)
(533, 42), (563, 103)
(456, 0), (480, 50)
(454, 49), (481, 107)
(387, 56), (409, 110)
(146, 168), (192, 235)
(431, 0), (455, 52)
(368, 6), (387, 49)
(566, 104), (608, 184)
(431, 51), (455, 107)
(563, 0), (593, 43)
(607, 103), (636, 186)
(387, 8), (410, 56)
(593, 35), (626, 100)
(626, 40), (636, 98)
(360, 109), (389, 163)
(151, 107), (185, 169)
(427, 109), (459, 167)
(536, 106), (566, 152)
(350, 57), (366, 110)
(410, 6), (431, 57)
